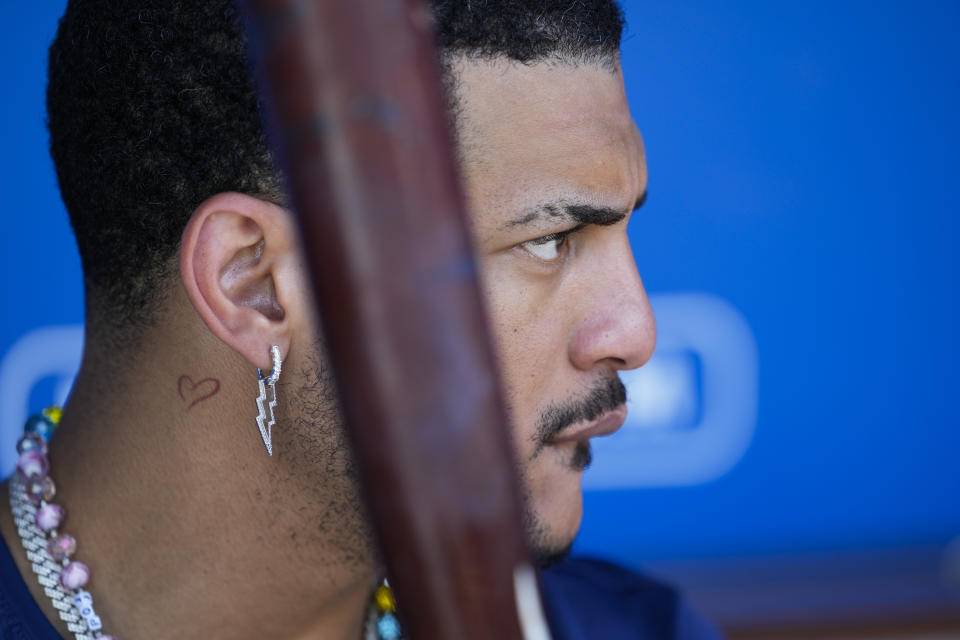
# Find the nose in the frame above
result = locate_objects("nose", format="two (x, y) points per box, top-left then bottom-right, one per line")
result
(568, 241), (656, 373)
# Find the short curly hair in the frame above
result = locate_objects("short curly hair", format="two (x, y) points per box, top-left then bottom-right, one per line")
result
(47, 0), (625, 339)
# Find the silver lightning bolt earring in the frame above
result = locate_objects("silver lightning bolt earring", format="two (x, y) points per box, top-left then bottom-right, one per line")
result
(255, 345), (282, 456)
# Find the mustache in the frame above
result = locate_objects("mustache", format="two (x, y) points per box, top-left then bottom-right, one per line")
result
(530, 376), (627, 457)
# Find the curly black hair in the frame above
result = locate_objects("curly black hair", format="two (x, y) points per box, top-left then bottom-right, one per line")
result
(47, 0), (624, 339)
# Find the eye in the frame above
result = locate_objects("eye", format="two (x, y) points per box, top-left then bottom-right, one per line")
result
(521, 234), (567, 261)
(518, 225), (584, 262)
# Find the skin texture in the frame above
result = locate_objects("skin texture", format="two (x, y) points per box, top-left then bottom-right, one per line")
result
(0, 59), (652, 640)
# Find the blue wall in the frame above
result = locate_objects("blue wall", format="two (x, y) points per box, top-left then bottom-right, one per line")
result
(578, 0), (960, 565)
(2, 1), (958, 581)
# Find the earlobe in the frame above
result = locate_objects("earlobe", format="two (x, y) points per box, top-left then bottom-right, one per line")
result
(179, 192), (294, 371)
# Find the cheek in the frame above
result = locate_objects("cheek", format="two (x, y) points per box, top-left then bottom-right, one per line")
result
(478, 258), (568, 452)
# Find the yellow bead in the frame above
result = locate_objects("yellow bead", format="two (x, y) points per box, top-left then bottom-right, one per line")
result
(374, 584), (396, 613)
(43, 407), (63, 425)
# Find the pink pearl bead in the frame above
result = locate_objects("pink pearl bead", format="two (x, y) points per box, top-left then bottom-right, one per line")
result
(16, 450), (49, 478)
(25, 476), (56, 505)
(60, 561), (90, 591)
(35, 503), (65, 532)
(47, 533), (77, 562)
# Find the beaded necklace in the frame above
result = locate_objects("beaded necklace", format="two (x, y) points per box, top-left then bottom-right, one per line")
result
(10, 407), (404, 640)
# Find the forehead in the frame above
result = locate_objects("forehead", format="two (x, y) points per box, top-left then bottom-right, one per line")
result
(453, 59), (647, 229)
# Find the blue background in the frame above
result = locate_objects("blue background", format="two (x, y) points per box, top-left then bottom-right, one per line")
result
(579, 0), (960, 562)
(3, 0), (959, 628)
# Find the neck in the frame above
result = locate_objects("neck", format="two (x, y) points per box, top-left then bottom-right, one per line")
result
(1, 322), (374, 639)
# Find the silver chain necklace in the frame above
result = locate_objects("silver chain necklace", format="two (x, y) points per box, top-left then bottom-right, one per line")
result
(9, 409), (404, 640)
(10, 473), (102, 639)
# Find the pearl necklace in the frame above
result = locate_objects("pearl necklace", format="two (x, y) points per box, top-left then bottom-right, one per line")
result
(10, 407), (111, 639)
(10, 407), (404, 640)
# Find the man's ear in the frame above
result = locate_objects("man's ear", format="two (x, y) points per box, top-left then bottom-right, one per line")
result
(180, 192), (302, 371)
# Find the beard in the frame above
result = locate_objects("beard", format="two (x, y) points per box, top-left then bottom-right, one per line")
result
(272, 344), (377, 575)
(278, 344), (625, 575)
(521, 374), (627, 568)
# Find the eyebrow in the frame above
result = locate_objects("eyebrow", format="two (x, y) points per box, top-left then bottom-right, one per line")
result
(504, 190), (648, 229)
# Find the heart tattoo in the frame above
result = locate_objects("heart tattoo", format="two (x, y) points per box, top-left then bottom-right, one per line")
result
(177, 375), (221, 411)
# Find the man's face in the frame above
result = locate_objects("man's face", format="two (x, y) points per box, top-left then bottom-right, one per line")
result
(284, 58), (654, 571)
(455, 59), (655, 558)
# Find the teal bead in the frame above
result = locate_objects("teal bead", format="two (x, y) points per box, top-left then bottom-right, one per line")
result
(377, 613), (401, 640)
(25, 415), (56, 441)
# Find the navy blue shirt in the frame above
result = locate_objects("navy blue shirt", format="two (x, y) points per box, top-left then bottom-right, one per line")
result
(0, 533), (721, 639)
(541, 557), (723, 640)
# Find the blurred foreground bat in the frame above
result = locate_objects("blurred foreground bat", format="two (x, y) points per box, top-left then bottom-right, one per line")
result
(239, 1), (552, 638)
